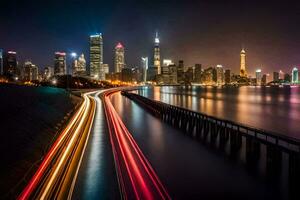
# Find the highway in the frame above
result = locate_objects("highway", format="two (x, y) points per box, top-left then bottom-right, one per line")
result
(18, 88), (170, 200)
(18, 91), (97, 199)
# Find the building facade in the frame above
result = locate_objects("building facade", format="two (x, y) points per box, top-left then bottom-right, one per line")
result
(141, 57), (148, 82)
(216, 65), (224, 85)
(256, 69), (262, 85)
(240, 48), (247, 77)
(194, 64), (202, 83)
(292, 67), (299, 84)
(90, 34), (104, 80)
(54, 52), (66, 75)
(114, 43), (125, 73)
(73, 54), (86, 76)
(153, 32), (161, 74)
(3, 51), (18, 77)
(23, 61), (38, 81)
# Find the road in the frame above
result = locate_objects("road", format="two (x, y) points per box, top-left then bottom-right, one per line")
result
(18, 91), (97, 199)
(18, 88), (169, 199)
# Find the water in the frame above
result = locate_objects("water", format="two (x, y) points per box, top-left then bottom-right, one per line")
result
(138, 86), (300, 139)
(110, 91), (287, 200)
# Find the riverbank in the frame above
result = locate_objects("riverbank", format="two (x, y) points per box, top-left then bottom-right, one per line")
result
(0, 85), (81, 198)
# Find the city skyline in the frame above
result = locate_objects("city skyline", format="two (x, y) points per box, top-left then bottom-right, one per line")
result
(1, 1), (300, 74)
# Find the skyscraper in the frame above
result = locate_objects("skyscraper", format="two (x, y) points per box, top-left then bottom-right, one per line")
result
(114, 42), (125, 73)
(194, 64), (202, 82)
(23, 61), (39, 81)
(292, 67), (299, 84)
(273, 71), (279, 82)
(73, 54), (86, 76)
(54, 52), (66, 75)
(216, 65), (224, 85)
(177, 60), (184, 84)
(154, 32), (161, 74)
(225, 69), (231, 84)
(3, 51), (18, 77)
(256, 69), (262, 85)
(90, 34), (103, 80)
(240, 48), (247, 77)
(141, 57), (148, 82)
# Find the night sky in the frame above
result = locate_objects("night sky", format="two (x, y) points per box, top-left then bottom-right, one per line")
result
(1, 0), (300, 76)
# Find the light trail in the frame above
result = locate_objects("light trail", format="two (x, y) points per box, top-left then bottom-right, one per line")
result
(18, 91), (97, 200)
(102, 89), (171, 200)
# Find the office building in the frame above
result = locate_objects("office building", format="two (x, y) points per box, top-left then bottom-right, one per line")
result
(90, 34), (104, 80)
(142, 57), (148, 83)
(153, 32), (161, 74)
(292, 67), (299, 84)
(256, 69), (262, 85)
(273, 71), (279, 82)
(54, 52), (66, 75)
(177, 60), (184, 84)
(194, 64), (202, 82)
(43, 67), (54, 80)
(216, 65), (224, 85)
(3, 51), (18, 77)
(225, 69), (231, 84)
(114, 42), (125, 73)
(73, 54), (86, 76)
(23, 61), (38, 81)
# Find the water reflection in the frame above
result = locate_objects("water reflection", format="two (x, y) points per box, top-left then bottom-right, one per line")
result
(139, 86), (300, 139)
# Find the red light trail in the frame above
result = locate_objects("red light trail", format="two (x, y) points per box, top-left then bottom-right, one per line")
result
(103, 90), (171, 200)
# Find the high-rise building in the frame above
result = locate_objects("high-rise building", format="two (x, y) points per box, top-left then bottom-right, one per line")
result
(194, 64), (202, 82)
(141, 57), (148, 82)
(256, 69), (262, 85)
(292, 67), (299, 84)
(73, 54), (86, 76)
(114, 42), (125, 73)
(273, 71), (279, 82)
(162, 59), (174, 84)
(43, 66), (54, 80)
(262, 74), (267, 85)
(102, 64), (109, 75)
(90, 34), (103, 80)
(23, 61), (38, 81)
(0, 49), (3, 75)
(225, 69), (231, 84)
(3, 51), (18, 77)
(240, 48), (247, 77)
(216, 65), (224, 85)
(153, 32), (161, 74)
(54, 52), (66, 75)
(177, 60), (184, 84)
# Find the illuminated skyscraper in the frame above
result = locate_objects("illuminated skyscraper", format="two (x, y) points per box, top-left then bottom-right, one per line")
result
(194, 64), (202, 82)
(292, 67), (299, 84)
(216, 65), (224, 85)
(177, 60), (184, 84)
(54, 52), (66, 75)
(154, 31), (161, 74)
(256, 69), (262, 85)
(90, 34), (103, 80)
(114, 42), (125, 73)
(240, 48), (247, 77)
(3, 51), (18, 77)
(73, 54), (86, 76)
(141, 57), (148, 82)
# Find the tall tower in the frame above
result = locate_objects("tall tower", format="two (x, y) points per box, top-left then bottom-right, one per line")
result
(154, 31), (161, 74)
(54, 52), (66, 75)
(89, 33), (103, 80)
(114, 42), (125, 73)
(240, 48), (247, 77)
